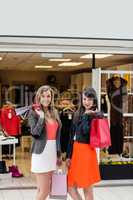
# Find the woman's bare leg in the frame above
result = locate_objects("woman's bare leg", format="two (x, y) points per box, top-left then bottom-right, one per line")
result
(83, 186), (94, 200)
(35, 172), (52, 200)
(68, 186), (83, 200)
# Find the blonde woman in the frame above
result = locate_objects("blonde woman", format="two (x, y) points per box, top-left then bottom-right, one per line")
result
(28, 85), (62, 200)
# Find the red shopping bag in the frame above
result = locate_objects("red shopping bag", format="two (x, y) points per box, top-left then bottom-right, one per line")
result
(90, 118), (111, 148)
(50, 170), (67, 199)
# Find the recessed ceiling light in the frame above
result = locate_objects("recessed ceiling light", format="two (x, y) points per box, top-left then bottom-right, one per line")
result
(41, 53), (63, 58)
(49, 58), (71, 62)
(81, 54), (113, 59)
(35, 65), (53, 69)
(0, 57), (3, 61)
(59, 62), (83, 67)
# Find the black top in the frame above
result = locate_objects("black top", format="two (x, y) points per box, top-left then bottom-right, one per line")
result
(73, 114), (92, 144)
(67, 111), (103, 158)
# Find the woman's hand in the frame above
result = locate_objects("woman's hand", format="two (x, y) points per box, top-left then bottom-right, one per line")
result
(66, 159), (71, 168)
(56, 158), (62, 167)
(84, 110), (96, 115)
(35, 109), (44, 119)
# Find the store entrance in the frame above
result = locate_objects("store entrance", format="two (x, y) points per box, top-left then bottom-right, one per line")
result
(0, 52), (133, 182)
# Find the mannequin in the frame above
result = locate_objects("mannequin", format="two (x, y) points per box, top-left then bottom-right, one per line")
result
(106, 76), (128, 155)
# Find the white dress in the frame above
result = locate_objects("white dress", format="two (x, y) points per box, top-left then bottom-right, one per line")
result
(31, 140), (57, 173)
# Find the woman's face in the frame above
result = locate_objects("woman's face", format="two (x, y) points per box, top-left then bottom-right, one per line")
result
(40, 90), (52, 107)
(82, 94), (94, 110)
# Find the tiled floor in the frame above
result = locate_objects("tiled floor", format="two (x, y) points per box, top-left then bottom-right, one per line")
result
(0, 174), (36, 189)
(1, 146), (133, 199)
(1, 174), (133, 190)
(0, 186), (133, 200)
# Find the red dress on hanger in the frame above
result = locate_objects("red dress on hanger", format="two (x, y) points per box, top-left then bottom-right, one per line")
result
(0, 106), (21, 136)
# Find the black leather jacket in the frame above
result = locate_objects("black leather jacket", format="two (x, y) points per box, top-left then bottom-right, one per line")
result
(74, 114), (92, 143)
(66, 111), (103, 158)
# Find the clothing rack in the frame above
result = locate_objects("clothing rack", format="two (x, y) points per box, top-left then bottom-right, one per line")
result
(92, 68), (133, 161)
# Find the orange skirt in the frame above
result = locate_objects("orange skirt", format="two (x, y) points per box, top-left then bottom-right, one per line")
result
(67, 142), (101, 188)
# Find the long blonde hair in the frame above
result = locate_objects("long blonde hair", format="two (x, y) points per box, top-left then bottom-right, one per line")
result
(35, 85), (59, 120)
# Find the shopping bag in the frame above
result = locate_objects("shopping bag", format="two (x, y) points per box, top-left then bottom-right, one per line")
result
(90, 118), (111, 148)
(50, 170), (67, 199)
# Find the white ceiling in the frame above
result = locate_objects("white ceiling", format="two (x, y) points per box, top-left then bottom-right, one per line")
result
(0, 53), (133, 72)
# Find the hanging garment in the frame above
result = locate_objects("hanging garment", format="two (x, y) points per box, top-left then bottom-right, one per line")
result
(60, 110), (73, 153)
(106, 76), (127, 154)
(0, 107), (21, 136)
(101, 95), (108, 113)
(0, 106), (21, 155)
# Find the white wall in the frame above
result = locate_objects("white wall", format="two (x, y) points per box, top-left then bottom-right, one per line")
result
(0, 0), (133, 40)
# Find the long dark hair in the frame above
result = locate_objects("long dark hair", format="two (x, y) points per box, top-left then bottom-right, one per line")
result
(73, 87), (98, 122)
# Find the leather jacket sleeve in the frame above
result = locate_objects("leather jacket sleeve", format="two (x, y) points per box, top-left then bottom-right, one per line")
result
(66, 120), (75, 159)
(28, 109), (44, 139)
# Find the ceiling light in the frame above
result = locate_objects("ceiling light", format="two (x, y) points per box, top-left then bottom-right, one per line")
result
(41, 53), (63, 58)
(59, 62), (83, 67)
(49, 58), (71, 62)
(35, 65), (53, 69)
(0, 57), (3, 61)
(80, 54), (113, 59)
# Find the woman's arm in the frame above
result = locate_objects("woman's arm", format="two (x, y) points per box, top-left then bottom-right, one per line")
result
(28, 109), (44, 138)
(66, 114), (76, 159)
(66, 127), (74, 159)
(56, 125), (62, 157)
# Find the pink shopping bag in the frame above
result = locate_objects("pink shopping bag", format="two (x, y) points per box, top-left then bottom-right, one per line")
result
(50, 170), (67, 199)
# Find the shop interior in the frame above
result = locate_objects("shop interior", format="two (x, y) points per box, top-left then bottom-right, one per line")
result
(0, 52), (133, 179)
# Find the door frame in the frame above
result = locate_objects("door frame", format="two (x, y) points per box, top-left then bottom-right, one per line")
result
(0, 36), (133, 54)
